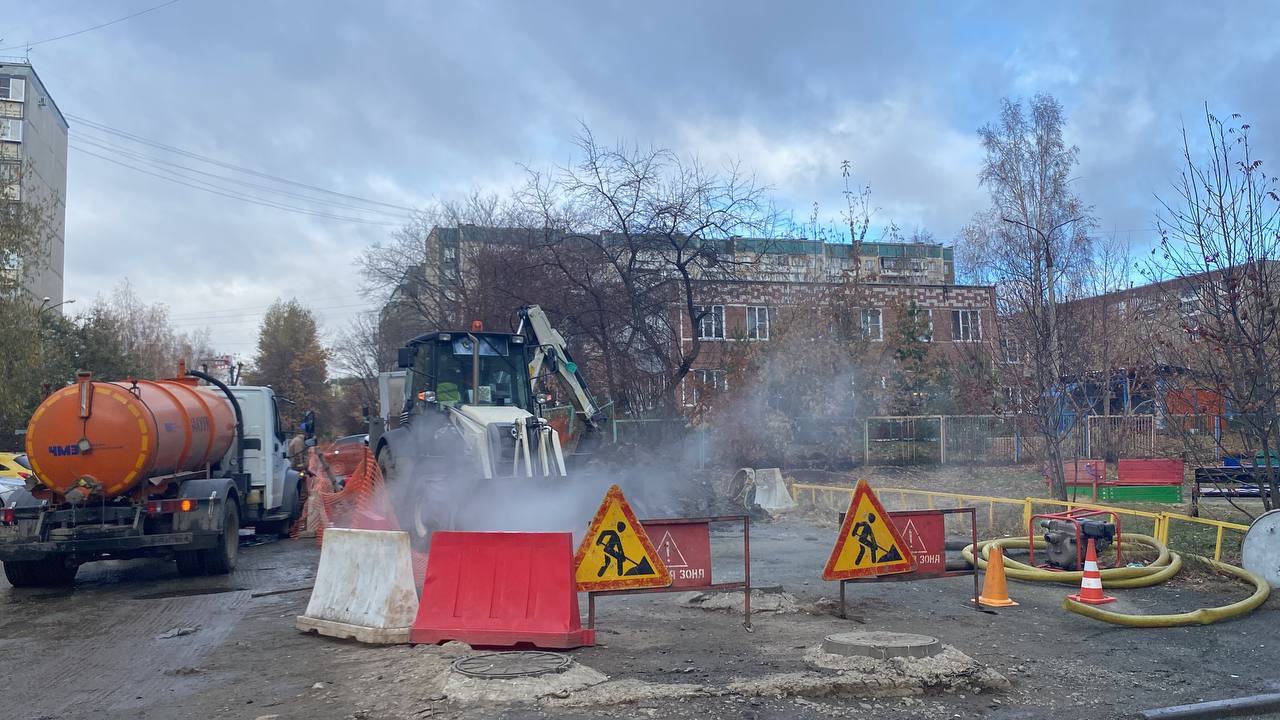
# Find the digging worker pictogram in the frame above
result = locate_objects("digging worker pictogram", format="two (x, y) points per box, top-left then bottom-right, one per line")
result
(852, 512), (882, 564)
(594, 521), (655, 578)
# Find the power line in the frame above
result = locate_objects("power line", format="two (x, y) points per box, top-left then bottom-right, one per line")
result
(70, 143), (407, 225)
(167, 295), (372, 320)
(65, 113), (420, 213)
(168, 301), (377, 323)
(72, 132), (414, 219)
(0, 0), (185, 52)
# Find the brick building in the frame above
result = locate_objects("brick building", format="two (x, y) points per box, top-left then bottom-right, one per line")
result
(394, 226), (1000, 414)
(1050, 261), (1280, 420)
(676, 277), (997, 409)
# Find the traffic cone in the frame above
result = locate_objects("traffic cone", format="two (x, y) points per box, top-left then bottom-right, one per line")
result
(1067, 538), (1116, 605)
(977, 544), (1018, 607)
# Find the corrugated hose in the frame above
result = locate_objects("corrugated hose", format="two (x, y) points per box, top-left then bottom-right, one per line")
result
(962, 534), (1270, 627)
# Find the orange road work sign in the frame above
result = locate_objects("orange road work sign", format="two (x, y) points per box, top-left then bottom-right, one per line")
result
(573, 485), (671, 591)
(823, 479), (916, 580)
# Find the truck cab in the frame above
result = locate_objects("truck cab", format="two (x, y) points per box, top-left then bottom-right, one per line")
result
(230, 386), (299, 521)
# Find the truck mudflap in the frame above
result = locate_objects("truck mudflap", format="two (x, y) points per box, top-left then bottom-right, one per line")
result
(0, 532), (209, 562)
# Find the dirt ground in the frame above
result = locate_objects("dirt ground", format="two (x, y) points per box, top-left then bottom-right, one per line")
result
(3, 466), (1277, 720)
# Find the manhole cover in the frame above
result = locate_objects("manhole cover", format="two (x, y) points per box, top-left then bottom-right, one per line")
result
(450, 651), (572, 679)
(822, 630), (943, 659)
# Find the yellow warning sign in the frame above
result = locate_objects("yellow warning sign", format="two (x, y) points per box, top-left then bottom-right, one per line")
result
(573, 485), (671, 591)
(822, 479), (916, 580)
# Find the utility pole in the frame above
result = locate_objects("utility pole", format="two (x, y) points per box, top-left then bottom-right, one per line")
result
(1003, 215), (1081, 500)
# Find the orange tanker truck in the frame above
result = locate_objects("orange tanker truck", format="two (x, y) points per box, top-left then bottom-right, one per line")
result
(0, 365), (308, 587)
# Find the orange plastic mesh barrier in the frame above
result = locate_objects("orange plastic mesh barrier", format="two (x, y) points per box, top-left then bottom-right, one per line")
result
(291, 446), (429, 586)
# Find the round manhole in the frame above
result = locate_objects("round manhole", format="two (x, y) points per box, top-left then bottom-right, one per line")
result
(450, 651), (572, 679)
(822, 630), (942, 659)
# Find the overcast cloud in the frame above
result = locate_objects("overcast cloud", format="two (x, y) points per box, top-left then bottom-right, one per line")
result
(5, 1), (1279, 361)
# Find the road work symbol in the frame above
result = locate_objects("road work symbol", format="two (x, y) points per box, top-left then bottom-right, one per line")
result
(823, 479), (916, 580)
(574, 485), (671, 591)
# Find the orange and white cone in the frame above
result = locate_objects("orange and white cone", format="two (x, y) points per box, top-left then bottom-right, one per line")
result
(1067, 538), (1116, 605)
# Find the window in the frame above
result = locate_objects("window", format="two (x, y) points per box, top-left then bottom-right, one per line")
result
(695, 305), (725, 340)
(0, 119), (21, 142)
(0, 78), (24, 103)
(0, 162), (18, 201)
(913, 307), (933, 342)
(861, 308), (882, 341)
(695, 369), (728, 392)
(1179, 287), (1200, 317)
(951, 309), (982, 342)
(1003, 386), (1024, 410)
(746, 306), (769, 340)
(683, 369), (727, 405)
(1000, 337), (1020, 364)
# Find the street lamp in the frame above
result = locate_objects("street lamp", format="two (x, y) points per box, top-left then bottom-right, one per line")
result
(38, 297), (75, 315)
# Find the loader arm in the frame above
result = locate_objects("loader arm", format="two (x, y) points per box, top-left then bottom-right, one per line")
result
(518, 305), (603, 432)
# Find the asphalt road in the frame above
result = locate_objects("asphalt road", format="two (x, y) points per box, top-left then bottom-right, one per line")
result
(2, 519), (1278, 720)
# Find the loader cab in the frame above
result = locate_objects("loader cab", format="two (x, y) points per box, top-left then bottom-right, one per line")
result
(398, 331), (534, 416)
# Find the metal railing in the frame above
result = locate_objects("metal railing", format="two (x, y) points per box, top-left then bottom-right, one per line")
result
(789, 482), (1251, 564)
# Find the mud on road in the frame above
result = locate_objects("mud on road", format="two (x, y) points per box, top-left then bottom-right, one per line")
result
(2, 515), (1277, 720)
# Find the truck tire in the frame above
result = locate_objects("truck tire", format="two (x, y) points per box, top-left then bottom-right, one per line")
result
(277, 478), (303, 539)
(4, 557), (77, 587)
(174, 550), (205, 577)
(202, 501), (240, 575)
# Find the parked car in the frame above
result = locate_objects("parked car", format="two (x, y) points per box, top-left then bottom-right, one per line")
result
(0, 452), (33, 505)
(324, 434), (369, 488)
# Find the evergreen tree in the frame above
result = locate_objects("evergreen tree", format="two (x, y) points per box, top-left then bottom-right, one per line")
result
(247, 299), (329, 432)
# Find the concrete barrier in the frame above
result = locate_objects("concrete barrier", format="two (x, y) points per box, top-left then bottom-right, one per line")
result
(753, 468), (797, 513)
(296, 528), (419, 644)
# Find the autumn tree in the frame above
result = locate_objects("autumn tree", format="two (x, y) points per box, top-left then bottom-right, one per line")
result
(1141, 109), (1280, 514)
(247, 299), (329, 432)
(961, 95), (1095, 500)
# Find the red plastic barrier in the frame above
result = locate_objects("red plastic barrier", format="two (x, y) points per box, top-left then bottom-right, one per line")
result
(411, 531), (594, 649)
(1116, 459), (1184, 486)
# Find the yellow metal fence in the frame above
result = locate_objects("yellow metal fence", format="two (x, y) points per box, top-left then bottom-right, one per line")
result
(790, 483), (1251, 563)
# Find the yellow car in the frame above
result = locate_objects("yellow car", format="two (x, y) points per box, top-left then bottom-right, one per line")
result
(0, 452), (31, 504)
(0, 452), (31, 481)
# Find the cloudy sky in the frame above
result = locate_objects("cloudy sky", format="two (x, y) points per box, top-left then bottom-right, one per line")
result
(5, 1), (1279, 360)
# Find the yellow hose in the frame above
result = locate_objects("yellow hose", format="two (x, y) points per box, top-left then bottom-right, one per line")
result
(962, 535), (1271, 627)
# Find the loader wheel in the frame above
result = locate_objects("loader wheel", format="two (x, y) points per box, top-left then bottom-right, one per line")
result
(201, 501), (240, 575)
(174, 550), (205, 577)
(4, 557), (77, 587)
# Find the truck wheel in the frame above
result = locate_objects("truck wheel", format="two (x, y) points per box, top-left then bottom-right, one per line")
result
(278, 479), (303, 539)
(202, 501), (240, 575)
(4, 558), (76, 587)
(174, 550), (205, 577)
(3, 560), (40, 587)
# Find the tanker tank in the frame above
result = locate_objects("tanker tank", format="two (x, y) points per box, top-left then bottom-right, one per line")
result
(24, 373), (238, 502)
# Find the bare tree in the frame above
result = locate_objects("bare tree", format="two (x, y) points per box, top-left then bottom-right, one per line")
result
(89, 281), (216, 378)
(963, 95), (1095, 500)
(1141, 109), (1280, 514)
(516, 127), (778, 414)
(0, 161), (58, 298)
